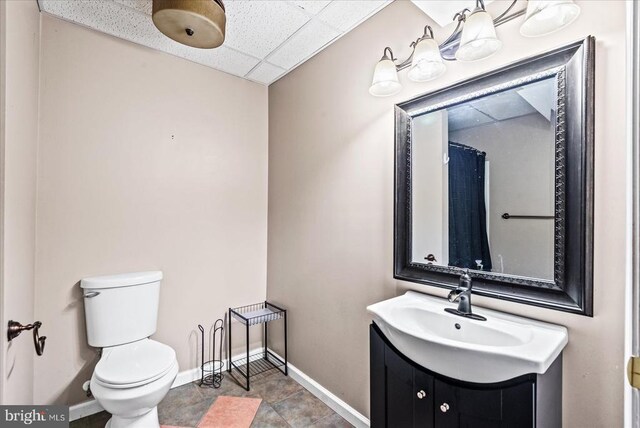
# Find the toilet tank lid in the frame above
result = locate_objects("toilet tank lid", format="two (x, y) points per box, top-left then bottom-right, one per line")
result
(80, 271), (163, 289)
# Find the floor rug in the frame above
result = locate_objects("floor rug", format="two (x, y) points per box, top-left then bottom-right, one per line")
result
(197, 396), (262, 428)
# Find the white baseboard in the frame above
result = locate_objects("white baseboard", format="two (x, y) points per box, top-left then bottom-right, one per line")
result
(170, 346), (263, 389)
(70, 347), (370, 428)
(171, 366), (200, 389)
(267, 349), (370, 428)
(69, 346), (262, 421)
(69, 398), (105, 422)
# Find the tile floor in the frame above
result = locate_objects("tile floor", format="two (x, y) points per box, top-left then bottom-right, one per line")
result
(70, 370), (353, 427)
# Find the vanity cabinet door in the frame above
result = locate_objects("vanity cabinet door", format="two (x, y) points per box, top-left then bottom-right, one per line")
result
(433, 379), (534, 428)
(370, 324), (414, 427)
(370, 325), (434, 428)
(385, 347), (416, 428)
(434, 380), (501, 428)
(370, 324), (386, 427)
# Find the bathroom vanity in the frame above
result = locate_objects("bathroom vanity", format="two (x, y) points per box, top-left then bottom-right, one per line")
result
(375, 34), (591, 428)
(367, 292), (568, 428)
(370, 323), (561, 427)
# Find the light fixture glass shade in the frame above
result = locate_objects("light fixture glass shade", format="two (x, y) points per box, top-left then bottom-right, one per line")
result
(520, 0), (581, 37)
(369, 57), (402, 97)
(455, 8), (502, 62)
(408, 38), (446, 82)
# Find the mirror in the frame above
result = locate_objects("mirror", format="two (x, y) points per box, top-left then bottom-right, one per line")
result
(411, 78), (556, 280)
(394, 37), (594, 315)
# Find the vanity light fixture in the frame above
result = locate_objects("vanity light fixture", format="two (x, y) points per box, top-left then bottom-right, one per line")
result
(369, 0), (581, 96)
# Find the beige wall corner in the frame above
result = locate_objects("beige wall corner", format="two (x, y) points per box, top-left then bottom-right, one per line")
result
(34, 15), (268, 405)
(267, 1), (627, 426)
(1, 0), (40, 405)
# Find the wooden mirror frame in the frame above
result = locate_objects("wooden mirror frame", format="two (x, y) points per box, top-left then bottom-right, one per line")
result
(394, 37), (594, 316)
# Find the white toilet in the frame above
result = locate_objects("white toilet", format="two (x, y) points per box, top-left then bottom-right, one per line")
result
(81, 271), (179, 428)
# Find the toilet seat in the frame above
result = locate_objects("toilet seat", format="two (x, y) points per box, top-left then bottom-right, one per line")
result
(95, 339), (176, 389)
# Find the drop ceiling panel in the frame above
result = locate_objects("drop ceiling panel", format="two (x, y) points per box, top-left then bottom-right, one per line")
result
(470, 92), (538, 121)
(317, 0), (388, 32)
(268, 20), (340, 70)
(175, 44), (261, 76)
(448, 105), (494, 132)
(38, 0), (391, 85)
(224, 1), (310, 60)
(40, 0), (169, 48)
(291, 0), (332, 15)
(113, 0), (152, 15)
(247, 62), (287, 85)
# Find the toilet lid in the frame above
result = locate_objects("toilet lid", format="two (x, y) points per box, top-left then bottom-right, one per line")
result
(95, 339), (176, 387)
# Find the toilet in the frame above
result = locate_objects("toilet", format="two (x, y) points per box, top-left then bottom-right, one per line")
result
(81, 271), (179, 428)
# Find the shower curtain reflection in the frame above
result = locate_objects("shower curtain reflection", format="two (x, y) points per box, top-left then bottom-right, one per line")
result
(448, 142), (492, 271)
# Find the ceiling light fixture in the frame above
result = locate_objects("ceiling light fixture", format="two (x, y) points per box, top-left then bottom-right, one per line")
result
(370, 0), (581, 96)
(152, 0), (226, 49)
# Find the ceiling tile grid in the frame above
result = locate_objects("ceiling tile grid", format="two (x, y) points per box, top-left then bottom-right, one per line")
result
(38, 0), (391, 86)
(247, 62), (287, 84)
(170, 43), (261, 77)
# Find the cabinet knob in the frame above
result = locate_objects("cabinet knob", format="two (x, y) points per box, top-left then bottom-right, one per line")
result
(416, 390), (426, 399)
(440, 403), (450, 413)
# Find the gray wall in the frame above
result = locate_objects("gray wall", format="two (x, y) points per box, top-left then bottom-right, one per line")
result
(267, 1), (627, 426)
(34, 15), (269, 405)
(0, 0), (40, 405)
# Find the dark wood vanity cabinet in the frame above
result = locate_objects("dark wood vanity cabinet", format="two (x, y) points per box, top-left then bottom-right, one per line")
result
(370, 323), (562, 428)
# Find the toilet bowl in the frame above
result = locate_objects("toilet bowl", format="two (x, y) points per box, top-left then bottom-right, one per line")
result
(81, 271), (178, 428)
(90, 339), (178, 428)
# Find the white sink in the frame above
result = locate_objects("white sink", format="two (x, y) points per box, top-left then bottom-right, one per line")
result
(366, 291), (568, 383)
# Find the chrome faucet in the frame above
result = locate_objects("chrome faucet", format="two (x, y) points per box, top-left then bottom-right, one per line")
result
(448, 270), (472, 313)
(445, 269), (487, 321)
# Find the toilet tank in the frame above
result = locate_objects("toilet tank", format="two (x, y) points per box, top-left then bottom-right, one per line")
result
(81, 271), (163, 347)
